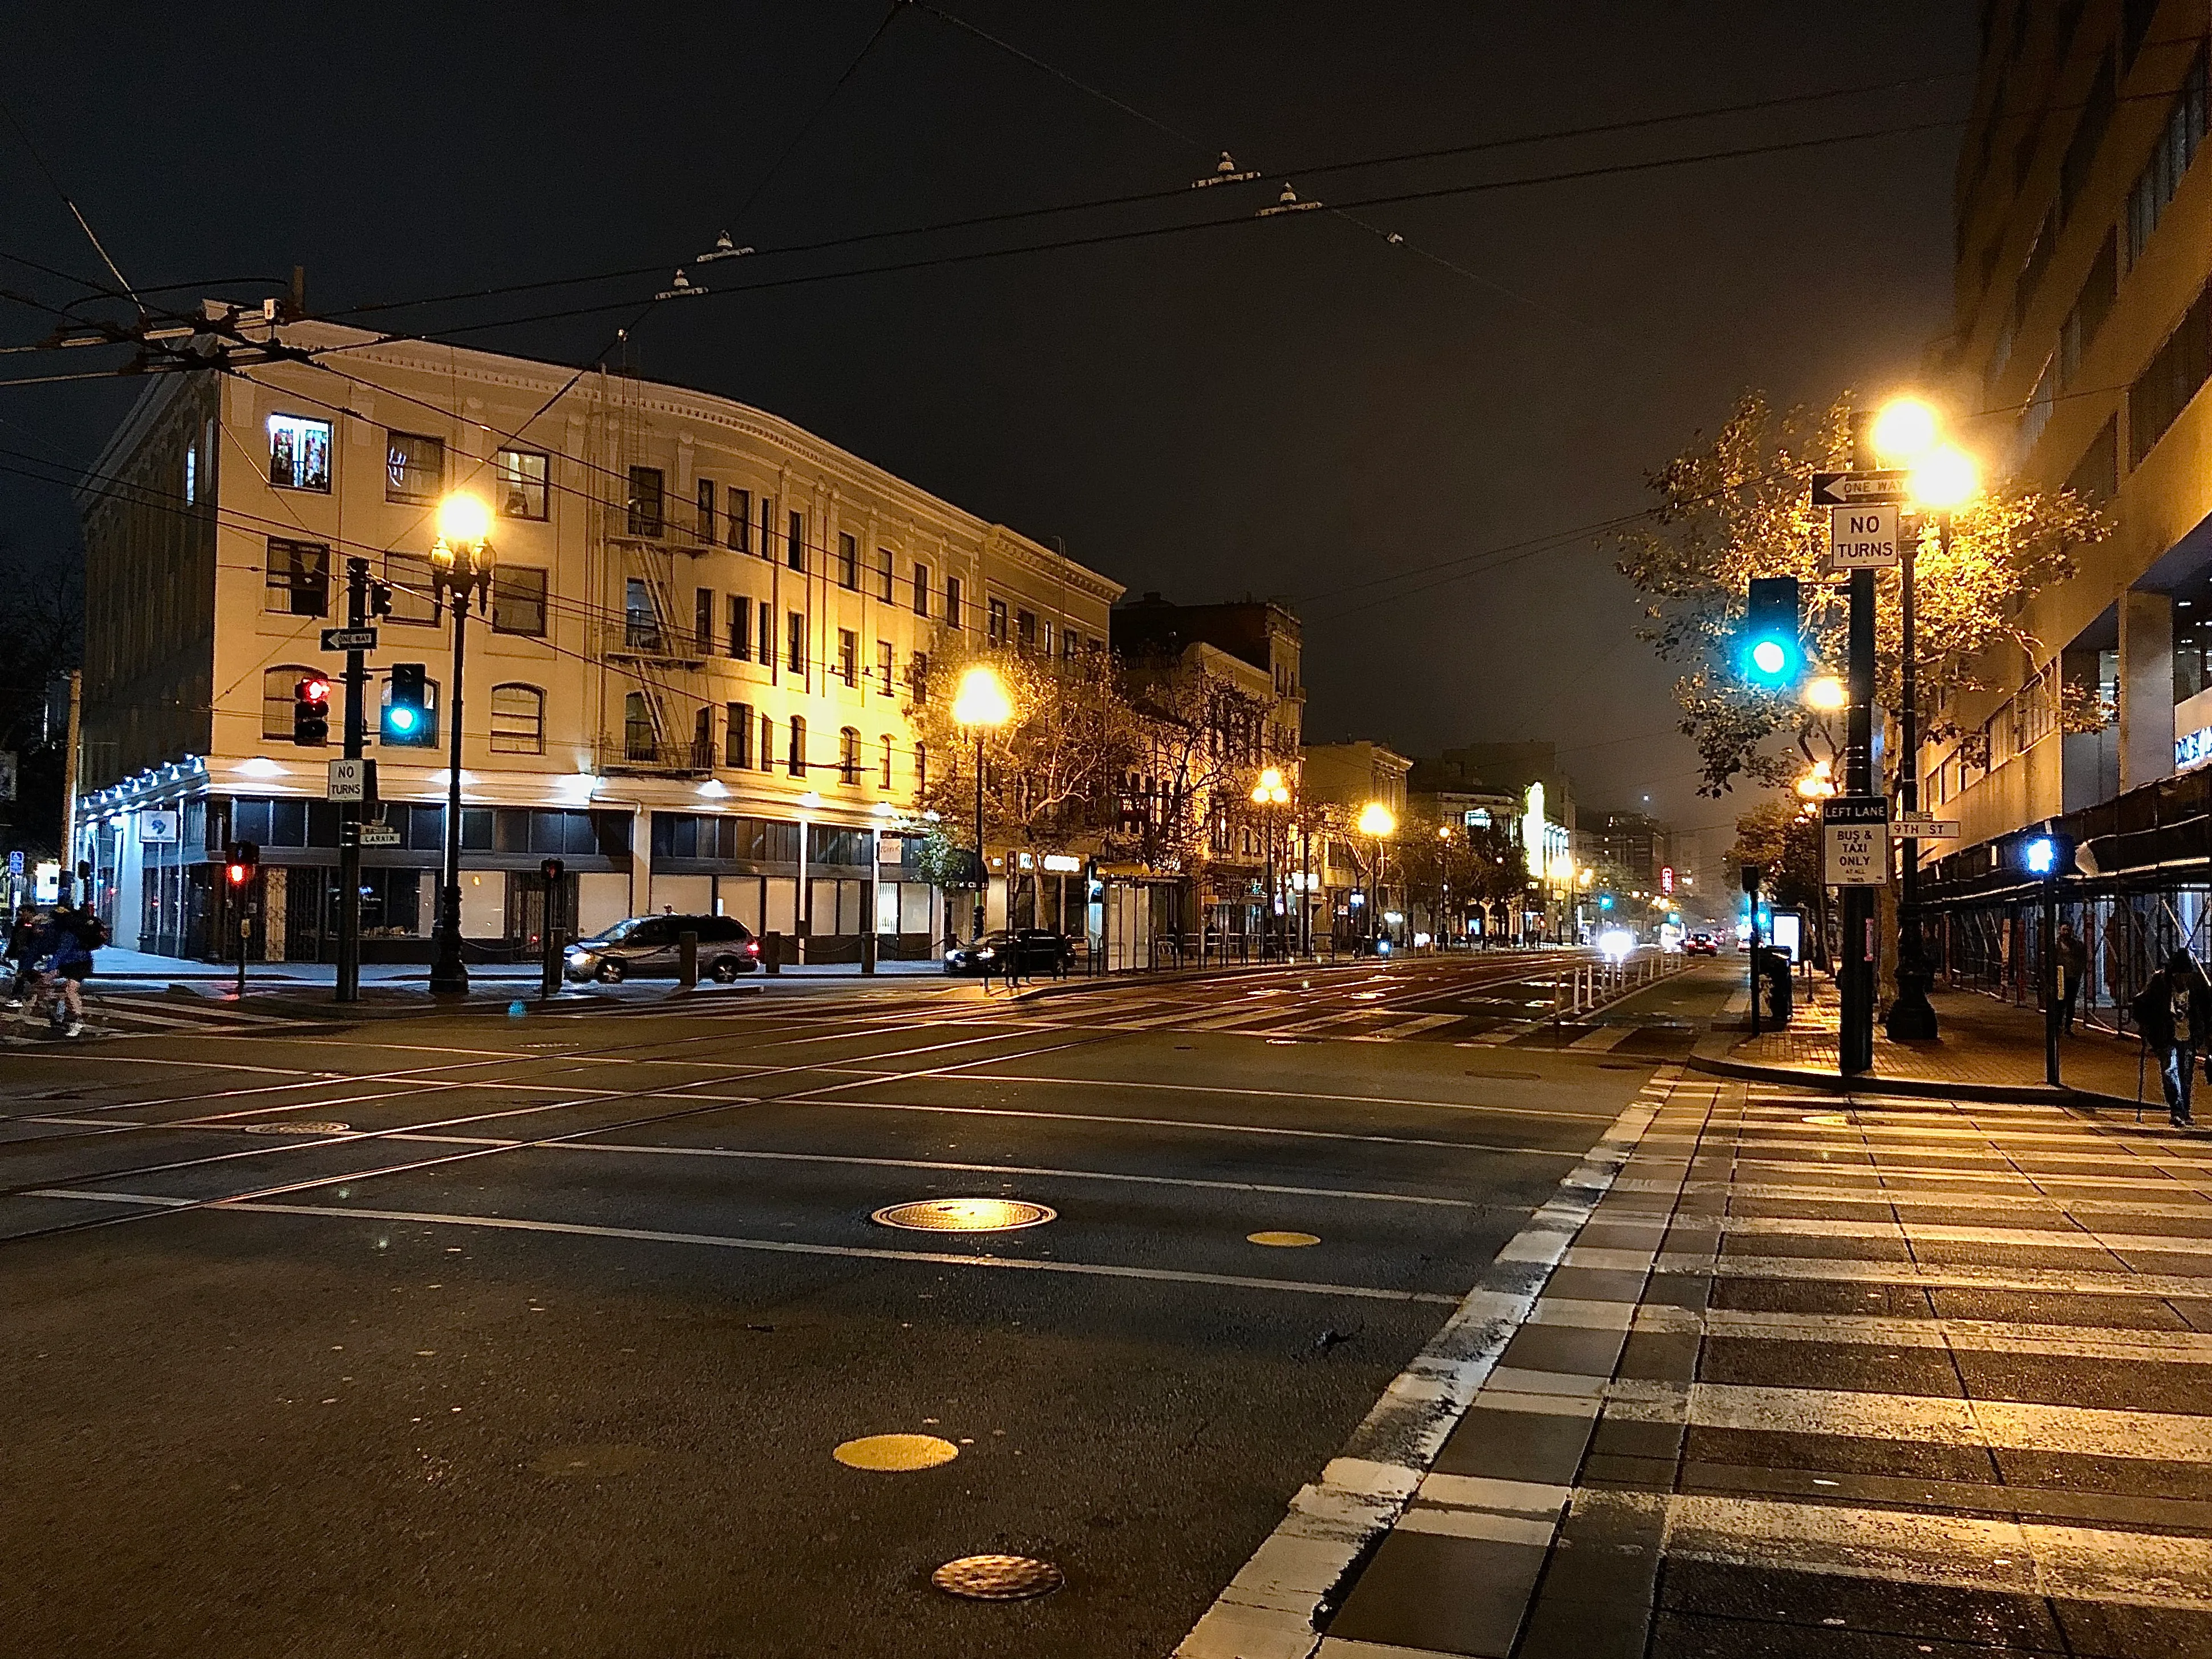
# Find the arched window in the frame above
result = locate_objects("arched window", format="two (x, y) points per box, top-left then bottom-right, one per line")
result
(624, 691), (657, 761)
(914, 741), (927, 798)
(262, 666), (319, 738)
(489, 683), (545, 753)
(879, 734), (894, 790)
(787, 715), (807, 777)
(838, 726), (861, 785)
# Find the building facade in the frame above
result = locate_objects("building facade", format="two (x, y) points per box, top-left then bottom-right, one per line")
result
(74, 314), (1121, 964)
(1931, 0), (2212, 1012)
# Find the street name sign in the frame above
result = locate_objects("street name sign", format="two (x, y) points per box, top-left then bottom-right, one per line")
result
(326, 758), (371, 802)
(321, 627), (379, 652)
(1894, 813), (1960, 839)
(1810, 469), (1911, 508)
(356, 822), (400, 847)
(1822, 795), (1890, 886)
(1825, 504), (1900, 572)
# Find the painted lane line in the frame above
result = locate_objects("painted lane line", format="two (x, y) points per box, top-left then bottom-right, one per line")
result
(1172, 1074), (1672, 1659)
(23, 1190), (1461, 1304)
(1697, 1252), (2212, 1299)
(820, 1068), (1624, 1122)
(1667, 1305), (2212, 1358)
(300, 1132), (1498, 1208)
(1722, 1214), (2212, 1258)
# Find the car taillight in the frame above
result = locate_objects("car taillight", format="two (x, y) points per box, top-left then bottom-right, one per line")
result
(745, 940), (760, 955)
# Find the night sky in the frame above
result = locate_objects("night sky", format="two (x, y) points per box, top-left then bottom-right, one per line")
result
(0, 1), (1975, 853)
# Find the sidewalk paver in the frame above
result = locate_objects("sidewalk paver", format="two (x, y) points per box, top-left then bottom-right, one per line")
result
(1260, 1074), (2212, 1657)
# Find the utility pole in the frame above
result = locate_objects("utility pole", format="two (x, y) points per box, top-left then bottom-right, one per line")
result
(336, 558), (368, 1003)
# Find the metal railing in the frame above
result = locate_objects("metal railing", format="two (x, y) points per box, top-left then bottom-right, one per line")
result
(1551, 950), (1684, 1019)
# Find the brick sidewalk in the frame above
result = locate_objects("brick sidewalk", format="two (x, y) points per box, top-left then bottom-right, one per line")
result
(1723, 978), (2158, 1105)
(1213, 1070), (2212, 1657)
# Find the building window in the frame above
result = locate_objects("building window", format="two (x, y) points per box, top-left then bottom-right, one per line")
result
(2059, 230), (2117, 389)
(839, 726), (862, 785)
(1060, 628), (1077, 663)
(493, 567), (548, 636)
(496, 448), (549, 519)
(1039, 618), (1054, 658)
(727, 594), (749, 658)
(695, 587), (715, 655)
(757, 599), (772, 666)
(627, 466), (665, 537)
(1016, 608), (1036, 648)
(877, 547), (894, 602)
(266, 414), (331, 492)
(788, 611), (808, 676)
(2129, 280), (2212, 467)
(385, 550), (436, 624)
(728, 487), (752, 553)
(2059, 52), (2115, 225)
(262, 666), (319, 737)
(625, 578), (660, 651)
(489, 683), (545, 753)
(788, 509), (805, 572)
(697, 477), (716, 545)
(692, 705), (714, 769)
(945, 576), (962, 630)
(988, 598), (1008, 644)
(2068, 415), (2120, 503)
(880, 734), (894, 789)
(624, 691), (657, 761)
(915, 741), (927, 797)
(385, 431), (445, 503)
(184, 443), (197, 505)
(913, 562), (930, 616)
(837, 532), (858, 590)
(2126, 51), (2208, 268)
(266, 538), (330, 616)
(726, 701), (753, 768)
(838, 628), (858, 686)
(877, 639), (894, 695)
(759, 710), (775, 772)
(788, 715), (808, 776)
(910, 651), (929, 700)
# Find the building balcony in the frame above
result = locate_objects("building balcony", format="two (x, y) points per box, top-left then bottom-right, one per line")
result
(597, 620), (710, 667)
(597, 733), (715, 779)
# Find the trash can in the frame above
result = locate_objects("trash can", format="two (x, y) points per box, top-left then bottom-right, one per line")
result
(1756, 947), (1793, 1025)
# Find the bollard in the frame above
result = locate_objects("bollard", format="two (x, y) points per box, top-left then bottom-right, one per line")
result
(762, 930), (783, 975)
(678, 930), (698, 988)
(861, 933), (878, 976)
(540, 925), (562, 1000)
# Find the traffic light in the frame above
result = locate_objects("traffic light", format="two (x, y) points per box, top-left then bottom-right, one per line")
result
(540, 858), (565, 883)
(1739, 576), (1804, 690)
(1599, 894), (1614, 910)
(383, 663), (433, 745)
(2017, 830), (2076, 879)
(224, 841), (259, 888)
(293, 674), (331, 746)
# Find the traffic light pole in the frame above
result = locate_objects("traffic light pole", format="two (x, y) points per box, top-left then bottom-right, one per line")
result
(1840, 566), (1877, 1076)
(336, 557), (368, 1004)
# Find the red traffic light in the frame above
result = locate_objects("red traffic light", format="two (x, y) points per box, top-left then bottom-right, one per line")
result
(226, 862), (250, 887)
(298, 675), (331, 705)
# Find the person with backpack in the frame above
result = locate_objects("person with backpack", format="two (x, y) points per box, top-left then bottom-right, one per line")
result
(2132, 950), (2212, 1129)
(46, 903), (100, 1039)
(5, 906), (40, 1009)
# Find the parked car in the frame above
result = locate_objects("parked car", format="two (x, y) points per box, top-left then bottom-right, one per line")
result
(943, 928), (1075, 976)
(1683, 932), (1720, 957)
(564, 914), (759, 983)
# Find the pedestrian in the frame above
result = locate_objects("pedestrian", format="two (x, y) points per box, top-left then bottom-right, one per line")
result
(2056, 923), (2089, 1036)
(5, 905), (39, 1009)
(44, 903), (99, 1039)
(2130, 949), (2212, 1129)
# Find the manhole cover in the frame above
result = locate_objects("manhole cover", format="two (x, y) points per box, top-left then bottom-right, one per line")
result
(931, 1554), (1064, 1600)
(834, 1433), (959, 1470)
(241, 1121), (350, 1135)
(872, 1198), (1055, 1234)
(1247, 1230), (1320, 1248)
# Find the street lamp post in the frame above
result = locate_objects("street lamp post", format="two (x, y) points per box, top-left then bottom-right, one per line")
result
(1251, 767), (1289, 959)
(1875, 400), (1979, 1041)
(1436, 824), (1453, 952)
(952, 664), (1012, 943)
(427, 493), (493, 997)
(1357, 801), (1395, 952)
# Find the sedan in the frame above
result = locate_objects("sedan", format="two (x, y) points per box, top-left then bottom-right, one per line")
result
(943, 928), (1075, 976)
(564, 914), (760, 983)
(1683, 932), (1720, 957)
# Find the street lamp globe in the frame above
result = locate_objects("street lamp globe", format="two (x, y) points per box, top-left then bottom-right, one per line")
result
(951, 664), (1013, 728)
(1909, 444), (1980, 512)
(435, 491), (492, 551)
(1804, 674), (1848, 711)
(1258, 766), (1285, 791)
(1356, 801), (1395, 838)
(1871, 397), (1939, 465)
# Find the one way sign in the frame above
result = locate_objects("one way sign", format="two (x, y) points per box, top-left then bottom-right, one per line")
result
(1810, 469), (1911, 507)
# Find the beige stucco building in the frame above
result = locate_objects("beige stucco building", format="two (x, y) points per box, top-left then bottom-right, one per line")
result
(74, 313), (1120, 963)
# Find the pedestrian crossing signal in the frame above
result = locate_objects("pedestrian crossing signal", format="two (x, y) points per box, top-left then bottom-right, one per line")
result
(223, 841), (259, 887)
(1739, 577), (1804, 690)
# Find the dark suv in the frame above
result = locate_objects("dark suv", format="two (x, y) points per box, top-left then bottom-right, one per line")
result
(943, 928), (1075, 976)
(564, 914), (760, 983)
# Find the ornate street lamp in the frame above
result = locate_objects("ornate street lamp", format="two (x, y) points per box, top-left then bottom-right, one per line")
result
(427, 492), (493, 996)
(1357, 800), (1395, 952)
(951, 664), (1012, 942)
(1250, 765), (1289, 958)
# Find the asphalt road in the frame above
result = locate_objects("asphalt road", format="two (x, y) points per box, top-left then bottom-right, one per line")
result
(0, 951), (1733, 1658)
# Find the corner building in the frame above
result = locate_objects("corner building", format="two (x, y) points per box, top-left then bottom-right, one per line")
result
(74, 317), (1120, 964)
(1934, 1), (2212, 998)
